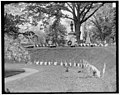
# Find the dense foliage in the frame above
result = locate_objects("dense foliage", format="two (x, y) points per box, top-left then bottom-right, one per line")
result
(89, 3), (116, 43)
(23, 2), (105, 43)
(5, 34), (31, 63)
(4, 13), (20, 39)
(47, 20), (67, 46)
(4, 5), (31, 63)
(4, 2), (116, 49)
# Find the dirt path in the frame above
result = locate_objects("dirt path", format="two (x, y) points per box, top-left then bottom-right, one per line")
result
(5, 68), (39, 83)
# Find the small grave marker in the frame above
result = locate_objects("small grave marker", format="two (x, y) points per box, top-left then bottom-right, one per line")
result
(36, 61), (39, 65)
(40, 61), (43, 65)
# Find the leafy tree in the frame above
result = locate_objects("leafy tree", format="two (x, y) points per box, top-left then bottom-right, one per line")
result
(22, 3), (47, 26)
(21, 3), (52, 45)
(25, 2), (105, 44)
(23, 3), (68, 45)
(4, 12), (36, 45)
(4, 4), (32, 63)
(47, 17), (67, 46)
(89, 3), (116, 43)
(4, 13), (20, 39)
(4, 2), (105, 45)
(5, 34), (31, 63)
(5, 3), (48, 46)
(44, 2), (104, 43)
(64, 3), (104, 43)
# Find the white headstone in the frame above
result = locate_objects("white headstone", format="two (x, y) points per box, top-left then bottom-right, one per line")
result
(40, 61), (43, 65)
(74, 61), (76, 66)
(44, 61), (47, 65)
(60, 61), (63, 66)
(69, 62), (72, 66)
(36, 61), (39, 65)
(54, 62), (57, 65)
(102, 63), (106, 78)
(65, 61), (68, 66)
(77, 63), (80, 67)
(105, 44), (108, 47)
(48, 61), (51, 65)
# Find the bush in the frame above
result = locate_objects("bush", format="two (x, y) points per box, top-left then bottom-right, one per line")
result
(4, 34), (31, 63)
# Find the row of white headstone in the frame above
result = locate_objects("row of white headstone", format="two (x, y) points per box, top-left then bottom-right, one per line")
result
(34, 43), (58, 47)
(34, 43), (108, 47)
(34, 44), (48, 47)
(33, 59), (106, 78)
(34, 59), (88, 67)
(79, 43), (108, 47)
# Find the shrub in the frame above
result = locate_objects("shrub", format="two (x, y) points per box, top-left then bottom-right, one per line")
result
(4, 34), (31, 63)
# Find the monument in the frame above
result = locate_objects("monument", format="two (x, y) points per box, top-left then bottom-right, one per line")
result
(67, 21), (77, 46)
(86, 26), (91, 44)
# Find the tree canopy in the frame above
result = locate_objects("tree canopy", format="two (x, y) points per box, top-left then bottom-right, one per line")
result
(4, 2), (116, 44)
(89, 3), (116, 43)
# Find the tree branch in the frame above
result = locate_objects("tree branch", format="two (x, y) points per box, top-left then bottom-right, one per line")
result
(80, 3), (89, 16)
(92, 15), (100, 26)
(82, 3), (104, 23)
(72, 3), (77, 20)
(90, 19), (101, 32)
(77, 3), (80, 19)
(66, 3), (77, 20)
(62, 6), (73, 14)
(81, 3), (93, 21)
(66, 3), (73, 10)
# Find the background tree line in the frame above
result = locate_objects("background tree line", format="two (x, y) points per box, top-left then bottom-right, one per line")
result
(4, 2), (116, 62)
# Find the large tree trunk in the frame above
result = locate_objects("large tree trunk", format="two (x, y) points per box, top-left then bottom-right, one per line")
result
(74, 21), (81, 44)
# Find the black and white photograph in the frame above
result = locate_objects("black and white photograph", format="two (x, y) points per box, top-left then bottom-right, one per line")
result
(2, 1), (118, 93)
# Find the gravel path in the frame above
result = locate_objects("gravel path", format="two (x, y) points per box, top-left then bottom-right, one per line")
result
(5, 64), (111, 92)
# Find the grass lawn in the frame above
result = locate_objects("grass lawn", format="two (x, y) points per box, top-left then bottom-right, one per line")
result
(28, 46), (116, 71)
(5, 46), (117, 92)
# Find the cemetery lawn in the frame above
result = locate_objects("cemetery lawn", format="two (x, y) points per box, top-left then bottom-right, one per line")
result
(5, 46), (117, 92)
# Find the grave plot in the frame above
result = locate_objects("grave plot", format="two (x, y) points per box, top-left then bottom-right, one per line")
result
(5, 47), (116, 92)
(32, 59), (105, 78)
(28, 47), (116, 90)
